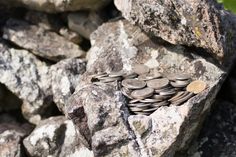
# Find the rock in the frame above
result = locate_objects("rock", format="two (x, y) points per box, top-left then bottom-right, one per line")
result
(50, 58), (86, 113)
(68, 11), (104, 39)
(185, 100), (236, 157)
(0, 0), (112, 13)
(23, 116), (94, 157)
(59, 28), (83, 44)
(0, 120), (30, 157)
(0, 41), (53, 124)
(0, 83), (22, 112)
(114, 0), (236, 62)
(66, 19), (232, 156)
(3, 19), (85, 62)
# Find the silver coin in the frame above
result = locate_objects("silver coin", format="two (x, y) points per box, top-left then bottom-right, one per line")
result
(121, 87), (133, 99)
(159, 88), (176, 96)
(143, 107), (159, 112)
(175, 73), (191, 80)
(154, 86), (172, 93)
(109, 71), (126, 77)
(133, 64), (150, 75)
(171, 92), (194, 106)
(123, 72), (138, 79)
(138, 72), (162, 81)
(131, 87), (154, 99)
(139, 98), (161, 103)
(147, 78), (169, 89)
(168, 91), (185, 102)
(129, 99), (142, 103)
(129, 107), (144, 112)
(122, 79), (146, 89)
(151, 101), (169, 107)
(99, 77), (122, 83)
(170, 80), (190, 88)
(92, 73), (108, 79)
(152, 94), (169, 101)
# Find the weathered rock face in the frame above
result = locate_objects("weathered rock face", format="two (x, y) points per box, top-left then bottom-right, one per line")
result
(0, 42), (53, 124)
(66, 19), (230, 157)
(68, 11), (104, 39)
(0, 0), (111, 13)
(23, 116), (94, 157)
(51, 58), (86, 113)
(3, 19), (85, 61)
(114, 0), (236, 62)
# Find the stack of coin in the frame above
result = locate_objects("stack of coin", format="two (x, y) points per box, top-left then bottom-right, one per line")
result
(91, 64), (206, 116)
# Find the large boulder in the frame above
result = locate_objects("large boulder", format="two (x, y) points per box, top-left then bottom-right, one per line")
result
(23, 116), (93, 157)
(0, 0), (111, 13)
(114, 0), (236, 63)
(66, 20), (231, 157)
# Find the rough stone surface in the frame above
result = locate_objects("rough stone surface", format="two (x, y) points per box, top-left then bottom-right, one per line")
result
(23, 116), (94, 157)
(181, 100), (236, 157)
(51, 58), (86, 113)
(0, 0), (112, 13)
(0, 120), (30, 157)
(114, 0), (236, 63)
(68, 11), (104, 39)
(0, 42), (53, 124)
(67, 20), (231, 157)
(3, 19), (85, 61)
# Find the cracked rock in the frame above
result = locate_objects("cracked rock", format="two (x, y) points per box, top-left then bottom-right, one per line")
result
(23, 116), (93, 157)
(66, 19), (233, 156)
(3, 19), (85, 61)
(0, 42), (53, 124)
(114, 0), (236, 62)
(0, 0), (112, 13)
(50, 58), (86, 113)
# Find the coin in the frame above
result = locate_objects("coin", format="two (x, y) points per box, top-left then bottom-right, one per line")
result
(138, 72), (162, 81)
(133, 64), (150, 75)
(168, 91), (185, 102)
(152, 94), (169, 101)
(175, 73), (191, 80)
(170, 80), (189, 88)
(122, 79), (146, 89)
(143, 107), (159, 112)
(123, 72), (138, 79)
(131, 87), (154, 99)
(147, 78), (169, 89)
(121, 87), (133, 99)
(186, 80), (207, 94)
(154, 86), (172, 93)
(99, 77), (122, 83)
(92, 73), (108, 79)
(129, 99), (142, 103)
(151, 101), (169, 107)
(171, 92), (194, 106)
(129, 107), (143, 112)
(159, 88), (176, 96)
(109, 71), (125, 77)
(139, 98), (161, 103)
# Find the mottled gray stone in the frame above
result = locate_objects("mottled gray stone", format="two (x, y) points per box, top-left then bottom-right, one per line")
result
(3, 19), (84, 61)
(66, 19), (232, 157)
(23, 116), (93, 157)
(114, 0), (236, 63)
(0, 42), (52, 124)
(0, 0), (111, 13)
(50, 58), (86, 113)
(68, 11), (104, 39)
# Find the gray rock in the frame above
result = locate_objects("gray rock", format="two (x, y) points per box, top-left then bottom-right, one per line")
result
(0, 122), (30, 157)
(66, 20), (232, 157)
(50, 58), (86, 113)
(114, 0), (236, 62)
(0, 42), (53, 124)
(68, 11), (104, 39)
(0, 0), (111, 13)
(23, 116), (94, 157)
(3, 19), (85, 61)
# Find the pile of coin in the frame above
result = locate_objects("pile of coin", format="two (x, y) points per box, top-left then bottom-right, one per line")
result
(91, 64), (207, 116)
